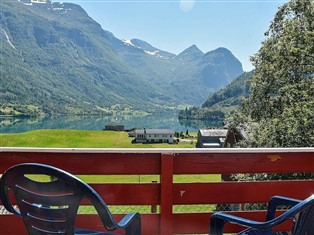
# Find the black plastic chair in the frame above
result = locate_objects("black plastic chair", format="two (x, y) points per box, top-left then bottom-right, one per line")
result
(0, 163), (141, 235)
(209, 194), (314, 235)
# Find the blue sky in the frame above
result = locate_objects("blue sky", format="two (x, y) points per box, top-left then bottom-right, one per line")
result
(64, 0), (288, 71)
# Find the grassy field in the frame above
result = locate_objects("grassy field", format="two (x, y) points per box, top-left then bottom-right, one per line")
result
(0, 129), (196, 148)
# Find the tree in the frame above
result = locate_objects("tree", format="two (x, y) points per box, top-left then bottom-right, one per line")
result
(238, 0), (314, 148)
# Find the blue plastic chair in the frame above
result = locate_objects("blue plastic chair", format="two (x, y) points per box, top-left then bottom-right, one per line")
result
(0, 163), (141, 235)
(209, 195), (314, 235)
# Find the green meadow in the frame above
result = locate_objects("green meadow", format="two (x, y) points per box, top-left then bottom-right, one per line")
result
(0, 129), (196, 148)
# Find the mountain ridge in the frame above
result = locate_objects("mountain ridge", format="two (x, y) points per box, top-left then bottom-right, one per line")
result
(178, 70), (254, 121)
(0, 0), (244, 116)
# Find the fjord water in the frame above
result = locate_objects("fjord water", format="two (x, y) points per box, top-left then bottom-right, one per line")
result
(0, 114), (222, 133)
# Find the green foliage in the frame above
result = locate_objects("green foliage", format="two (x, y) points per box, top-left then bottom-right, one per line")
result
(237, 0), (314, 148)
(178, 106), (225, 120)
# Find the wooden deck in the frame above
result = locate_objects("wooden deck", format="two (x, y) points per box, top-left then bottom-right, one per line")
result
(0, 148), (313, 234)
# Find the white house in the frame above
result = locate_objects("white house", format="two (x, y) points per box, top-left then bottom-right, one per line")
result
(133, 128), (175, 144)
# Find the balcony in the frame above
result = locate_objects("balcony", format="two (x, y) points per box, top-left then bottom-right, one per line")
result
(0, 148), (313, 234)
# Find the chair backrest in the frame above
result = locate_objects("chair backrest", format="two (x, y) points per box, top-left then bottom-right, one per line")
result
(293, 196), (314, 235)
(0, 163), (117, 235)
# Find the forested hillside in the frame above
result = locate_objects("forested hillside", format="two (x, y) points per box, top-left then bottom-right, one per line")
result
(178, 71), (254, 120)
(0, 1), (170, 116)
(202, 71), (253, 108)
(0, 1), (243, 116)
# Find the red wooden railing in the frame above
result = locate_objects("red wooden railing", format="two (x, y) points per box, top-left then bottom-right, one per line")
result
(0, 148), (313, 234)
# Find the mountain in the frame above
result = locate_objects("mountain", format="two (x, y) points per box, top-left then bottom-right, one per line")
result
(202, 70), (254, 108)
(200, 48), (244, 89)
(0, 0), (244, 116)
(179, 71), (254, 120)
(170, 46), (244, 104)
(177, 44), (204, 62)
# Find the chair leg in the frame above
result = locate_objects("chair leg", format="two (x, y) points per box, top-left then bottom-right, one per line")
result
(209, 216), (224, 235)
(125, 215), (141, 235)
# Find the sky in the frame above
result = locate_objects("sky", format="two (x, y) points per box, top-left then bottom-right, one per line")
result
(63, 0), (289, 71)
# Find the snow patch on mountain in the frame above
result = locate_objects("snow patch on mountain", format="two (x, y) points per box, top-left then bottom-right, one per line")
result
(121, 39), (137, 48)
(121, 39), (168, 58)
(144, 50), (159, 55)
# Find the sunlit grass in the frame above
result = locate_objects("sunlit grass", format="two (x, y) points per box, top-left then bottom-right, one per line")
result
(78, 174), (220, 183)
(0, 129), (195, 148)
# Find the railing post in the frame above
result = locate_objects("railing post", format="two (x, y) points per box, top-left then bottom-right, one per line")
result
(160, 153), (174, 235)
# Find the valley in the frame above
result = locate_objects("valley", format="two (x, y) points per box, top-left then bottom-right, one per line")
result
(0, 0), (243, 116)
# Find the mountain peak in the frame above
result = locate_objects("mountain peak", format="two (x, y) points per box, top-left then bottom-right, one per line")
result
(180, 44), (203, 54)
(211, 47), (232, 55)
(189, 44), (202, 51)
(177, 44), (204, 61)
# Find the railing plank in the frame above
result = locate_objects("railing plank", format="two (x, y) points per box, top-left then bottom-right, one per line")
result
(173, 180), (314, 204)
(0, 151), (161, 174)
(87, 183), (160, 205)
(172, 211), (293, 234)
(174, 151), (314, 174)
(0, 212), (294, 235)
(0, 214), (160, 235)
(0, 215), (27, 235)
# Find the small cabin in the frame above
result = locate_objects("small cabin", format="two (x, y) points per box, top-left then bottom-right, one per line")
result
(197, 125), (248, 148)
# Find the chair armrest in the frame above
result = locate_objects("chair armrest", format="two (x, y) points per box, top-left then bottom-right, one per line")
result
(117, 212), (141, 235)
(117, 212), (140, 227)
(0, 180), (21, 216)
(266, 196), (301, 221)
(209, 212), (268, 235)
(209, 195), (313, 235)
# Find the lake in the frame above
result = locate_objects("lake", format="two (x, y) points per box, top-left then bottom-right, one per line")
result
(0, 113), (223, 133)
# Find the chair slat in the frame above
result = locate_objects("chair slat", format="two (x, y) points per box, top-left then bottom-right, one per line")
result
(21, 199), (70, 219)
(15, 185), (82, 207)
(25, 212), (67, 230)
(30, 224), (67, 234)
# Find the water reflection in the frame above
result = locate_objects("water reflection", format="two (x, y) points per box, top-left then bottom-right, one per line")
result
(0, 114), (223, 133)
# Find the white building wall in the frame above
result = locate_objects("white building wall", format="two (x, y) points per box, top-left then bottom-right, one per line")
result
(146, 134), (173, 143)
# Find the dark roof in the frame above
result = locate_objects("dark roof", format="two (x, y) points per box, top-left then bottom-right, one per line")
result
(199, 129), (228, 137)
(105, 124), (124, 127)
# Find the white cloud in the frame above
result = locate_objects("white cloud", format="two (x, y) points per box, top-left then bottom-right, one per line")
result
(180, 0), (195, 12)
